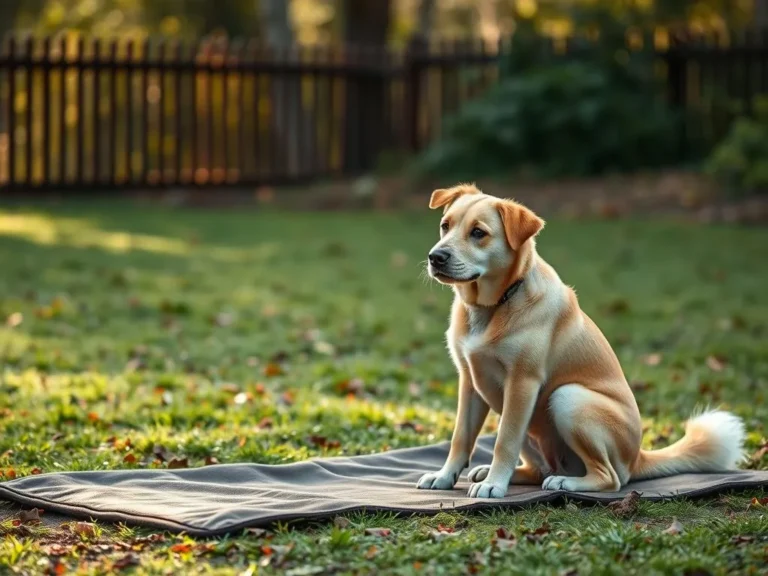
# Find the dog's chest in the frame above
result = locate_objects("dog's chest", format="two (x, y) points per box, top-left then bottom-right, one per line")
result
(455, 307), (507, 411)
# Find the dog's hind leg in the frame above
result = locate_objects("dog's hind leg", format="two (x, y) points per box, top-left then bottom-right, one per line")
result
(542, 384), (635, 492)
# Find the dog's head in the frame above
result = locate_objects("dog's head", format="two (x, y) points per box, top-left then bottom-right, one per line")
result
(427, 184), (544, 285)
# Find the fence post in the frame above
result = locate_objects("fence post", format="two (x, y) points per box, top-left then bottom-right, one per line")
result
(404, 36), (426, 153)
(665, 33), (687, 162)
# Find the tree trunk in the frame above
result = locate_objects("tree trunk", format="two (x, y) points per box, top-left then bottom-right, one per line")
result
(416, 0), (436, 41)
(342, 0), (391, 174)
(259, 0), (301, 179)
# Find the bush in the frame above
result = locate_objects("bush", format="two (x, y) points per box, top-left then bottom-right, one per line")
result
(414, 13), (682, 180)
(705, 97), (768, 196)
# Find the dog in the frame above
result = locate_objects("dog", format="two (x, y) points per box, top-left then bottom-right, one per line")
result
(416, 184), (745, 497)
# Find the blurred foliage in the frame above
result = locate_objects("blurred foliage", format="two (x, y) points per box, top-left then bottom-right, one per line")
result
(705, 96), (768, 196)
(415, 8), (682, 180)
(1, 1), (759, 45)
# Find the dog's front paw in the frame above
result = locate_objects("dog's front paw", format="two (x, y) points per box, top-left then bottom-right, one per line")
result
(468, 481), (506, 499)
(467, 465), (490, 483)
(416, 471), (456, 490)
(542, 475), (569, 491)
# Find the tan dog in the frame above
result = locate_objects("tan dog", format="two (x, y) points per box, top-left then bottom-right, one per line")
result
(416, 184), (745, 497)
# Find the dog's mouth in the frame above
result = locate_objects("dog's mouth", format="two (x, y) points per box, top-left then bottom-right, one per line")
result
(430, 268), (481, 284)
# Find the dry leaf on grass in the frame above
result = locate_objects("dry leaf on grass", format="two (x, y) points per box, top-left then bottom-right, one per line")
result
(493, 527), (518, 549)
(364, 528), (392, 538)
(663, 518), (684, 535)
(167, 457), (189, 469)
(607, 491), (642, 517)
(19, 508), (41, 524)
(643, 353), (662, 367)
(333, 517), (351, 529)
(72, 522), (96, 538)
(706, 355), (726, 372)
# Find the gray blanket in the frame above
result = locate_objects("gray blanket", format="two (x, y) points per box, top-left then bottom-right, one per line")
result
(1, 436), (766, 537)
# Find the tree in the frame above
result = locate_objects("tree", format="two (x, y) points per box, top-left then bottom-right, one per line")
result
(342, 0), (392, 172)
(259, 0), (302, 176)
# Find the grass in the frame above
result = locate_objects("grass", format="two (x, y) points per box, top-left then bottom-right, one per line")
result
(0, 201), (766, 575)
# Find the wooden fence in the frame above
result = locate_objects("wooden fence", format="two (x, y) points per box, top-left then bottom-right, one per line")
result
(0, 32), (765, 192)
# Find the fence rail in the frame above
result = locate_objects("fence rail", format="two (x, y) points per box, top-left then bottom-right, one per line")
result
(0, 32), (766, 193)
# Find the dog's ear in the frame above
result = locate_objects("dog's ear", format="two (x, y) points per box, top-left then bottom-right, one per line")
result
(497, 200), (545, 250)
(429, 184), (480, 210)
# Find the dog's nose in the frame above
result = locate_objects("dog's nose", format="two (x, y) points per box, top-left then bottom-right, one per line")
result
(428, 249), (451, 266)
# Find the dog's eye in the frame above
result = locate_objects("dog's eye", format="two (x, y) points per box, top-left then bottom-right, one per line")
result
(440, 222), (449, 232)
(470, 227), (487, 239)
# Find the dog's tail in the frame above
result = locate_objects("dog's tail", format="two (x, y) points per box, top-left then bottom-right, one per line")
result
(629, 409), (745, 481)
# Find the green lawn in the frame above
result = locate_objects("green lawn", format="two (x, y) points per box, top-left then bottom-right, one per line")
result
(0, 202), (766, 575)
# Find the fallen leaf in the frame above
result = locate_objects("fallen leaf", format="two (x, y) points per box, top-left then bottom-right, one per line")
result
(4, 468), (16, 479)
(521, 523), (551, 543)
(279, 390), (295, 406)
(493, 528), (517, 549)
(6, 312), (23, 327)
(335, 378), (364, 396)
(429, 528), (460, 541)
(307, 435), (341, 449)
(87, 412), (100, 423)
(663, 518), (684, 535)
(73, 522), (96, 538)
(113, 552), (140, 570)
(398, 421), (424, 433)
(264, 363), (283, 377)
(123, 453), (137, 464)
(257, 417), (274, 429)
(168, 457), (189, 469)
(333, 517), (351, 529)
(170, 543), (193, 553)
(730, 535), (755, 546)
(364, 545), (378, 559)
(706, 355), (726, 372)
(19, 508), (40, 524)
(204, 455), (219, 466)
(44, 543), (70, 557)
(607, 490), (642, 517)
(748, 496), (768, 509)
(644, 353), (662, 367)
(364, 528), (392, 538)
(152, 445), (173, 462)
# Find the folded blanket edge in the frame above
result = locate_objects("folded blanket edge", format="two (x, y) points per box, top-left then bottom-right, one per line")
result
(1, 476), (767, 537)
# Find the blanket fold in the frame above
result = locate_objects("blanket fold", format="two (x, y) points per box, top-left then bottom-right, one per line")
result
(1, 436), (766, 536)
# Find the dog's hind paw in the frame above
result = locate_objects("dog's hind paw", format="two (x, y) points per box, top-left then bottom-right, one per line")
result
(467, 465), (490, 483)
(416, 471), (456, 490)
(542, 475), (570, 491)
(467, 481), (506, 499)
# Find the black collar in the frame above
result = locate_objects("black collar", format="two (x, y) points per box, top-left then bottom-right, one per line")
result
(497, 278), (524, 306)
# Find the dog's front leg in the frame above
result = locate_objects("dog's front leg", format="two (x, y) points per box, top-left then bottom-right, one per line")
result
(417, 366), (489, 490)
(468, 374), (539, 498)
